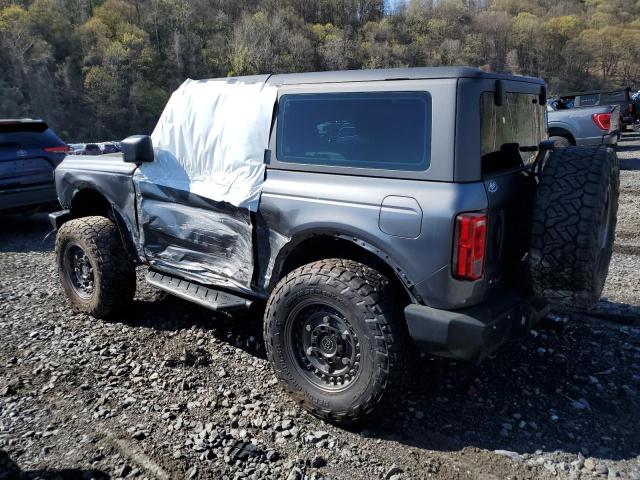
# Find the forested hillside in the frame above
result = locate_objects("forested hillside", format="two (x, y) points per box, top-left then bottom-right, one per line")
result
(1, 0), (639, 141)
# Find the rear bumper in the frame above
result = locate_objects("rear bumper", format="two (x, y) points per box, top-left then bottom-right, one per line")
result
(575, 132), (618, 147)
(405, 292), (549, 362)
(0, 183), (58, 212)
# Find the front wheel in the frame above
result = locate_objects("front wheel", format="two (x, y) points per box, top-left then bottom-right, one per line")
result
(56, 216), (136, 318)
(264, 259), (410, 424)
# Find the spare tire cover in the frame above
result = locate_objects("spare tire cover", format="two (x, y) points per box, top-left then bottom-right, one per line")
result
(529, 146), (619, 308)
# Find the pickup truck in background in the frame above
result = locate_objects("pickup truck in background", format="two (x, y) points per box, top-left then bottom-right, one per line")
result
(547, 101), (620, 148)
(556, 88), (633, 130)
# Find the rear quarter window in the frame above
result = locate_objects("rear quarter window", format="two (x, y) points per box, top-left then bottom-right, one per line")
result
(480, 92), (546, 174)
(276, 91), (431, 172)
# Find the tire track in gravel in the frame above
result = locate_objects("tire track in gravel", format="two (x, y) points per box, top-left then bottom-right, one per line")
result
(620, 186), (640, 195)
(614, 244), (640, 256)
(8, 385), (179, 480)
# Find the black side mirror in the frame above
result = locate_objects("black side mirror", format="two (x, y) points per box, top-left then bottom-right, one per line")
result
(122, 135), (154, 164)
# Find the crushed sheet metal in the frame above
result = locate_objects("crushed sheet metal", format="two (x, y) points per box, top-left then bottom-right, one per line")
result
(255, 212), (291, 290)
(136, 182), (254, 291)
(55, 156), (145, 260)
(139, 76), (277, 212)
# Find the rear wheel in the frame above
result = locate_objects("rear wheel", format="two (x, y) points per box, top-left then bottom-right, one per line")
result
(264, 259), (410, 424)
(56, 216), (136, 318)
(530, 146), (619, 308)
(549, 135), (572, 148)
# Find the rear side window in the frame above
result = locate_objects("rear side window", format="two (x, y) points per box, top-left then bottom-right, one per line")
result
(480, 92), (545, 174)
(276, 92), (431, 172)
(0, 129), (64, 148)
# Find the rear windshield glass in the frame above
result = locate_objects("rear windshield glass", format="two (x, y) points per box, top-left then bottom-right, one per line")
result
(0, 129), (64, 148)
(276, 91), (431, 171)
(480, 92), (545, 175)
(600, 91), (629, 103)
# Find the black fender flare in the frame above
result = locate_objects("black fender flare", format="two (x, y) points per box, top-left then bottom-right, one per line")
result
(268, 230), (420, 302)
(53, 186), (142, 264)
(109, 206), (142, 264)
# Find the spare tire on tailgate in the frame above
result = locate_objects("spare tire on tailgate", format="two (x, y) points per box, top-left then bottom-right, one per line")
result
(529, 146), (619, 308)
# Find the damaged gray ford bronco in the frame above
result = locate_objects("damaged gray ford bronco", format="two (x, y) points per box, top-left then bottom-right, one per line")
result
(50, 67), (619, 424)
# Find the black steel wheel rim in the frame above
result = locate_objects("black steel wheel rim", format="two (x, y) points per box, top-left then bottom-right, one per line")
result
(64, 243), (95, 299)
(285, 300), (361, 393)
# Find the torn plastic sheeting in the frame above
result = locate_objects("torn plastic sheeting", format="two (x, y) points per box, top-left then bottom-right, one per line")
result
(138, 195), (254, 291)
(139, 76), (278, 212)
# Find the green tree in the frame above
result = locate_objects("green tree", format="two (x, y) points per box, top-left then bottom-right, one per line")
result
(229, 9), (313, 75)
(0, 0), (638, 141)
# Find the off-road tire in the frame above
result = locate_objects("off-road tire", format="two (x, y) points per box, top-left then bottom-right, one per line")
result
(530, 146), (619, 309)
(56, 216), (136, 318)
(264, 259), (410, 425)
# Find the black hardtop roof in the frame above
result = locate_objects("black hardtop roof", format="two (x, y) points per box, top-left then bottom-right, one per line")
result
(266, 66), (544, 86)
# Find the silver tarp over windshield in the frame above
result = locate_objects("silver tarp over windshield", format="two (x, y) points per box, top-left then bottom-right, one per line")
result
(138, 76), (278, 211)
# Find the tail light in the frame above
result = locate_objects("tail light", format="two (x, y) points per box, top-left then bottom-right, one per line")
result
(592, 113), (612, 132)
(44, 145), (71, 153)
(453, 213), (487, 281)
(629, 104), (634, 114)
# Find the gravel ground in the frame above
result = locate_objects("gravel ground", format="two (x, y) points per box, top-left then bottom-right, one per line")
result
(600, 133), (640, 316)
(1, 136), (639, 480)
